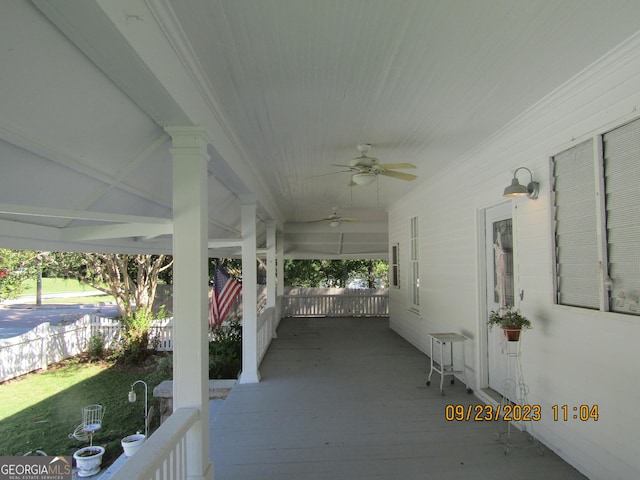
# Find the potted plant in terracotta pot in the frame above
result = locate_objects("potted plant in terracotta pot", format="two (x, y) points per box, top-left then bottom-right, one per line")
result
(488, 305), (531, 341)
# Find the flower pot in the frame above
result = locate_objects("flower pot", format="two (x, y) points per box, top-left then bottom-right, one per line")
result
(73, 446), (105, 477)
(503, 327), (521, 342)
(121, 433), (146, 457)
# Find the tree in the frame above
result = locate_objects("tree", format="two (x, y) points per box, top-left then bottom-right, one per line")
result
(284, 259), (325, 287)
(45, 253), (172, 319)
(283, 259), (388, 287)
(45, 253), (173, 361)
(0, 249), (39, 301)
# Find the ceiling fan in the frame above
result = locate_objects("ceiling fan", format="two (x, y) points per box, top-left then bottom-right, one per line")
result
(306, 209), (359, 227)
(333, 144), (417, 186)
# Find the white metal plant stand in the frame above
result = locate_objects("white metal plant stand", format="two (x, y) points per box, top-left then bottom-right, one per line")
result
(495, 334), (543, 455)
(82, 404), (104, 446)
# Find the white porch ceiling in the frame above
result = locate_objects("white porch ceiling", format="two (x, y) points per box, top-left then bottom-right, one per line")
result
(1, 0), (640, 258)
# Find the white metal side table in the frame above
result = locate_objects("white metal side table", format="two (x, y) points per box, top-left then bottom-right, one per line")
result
(426, 332), (472, 394)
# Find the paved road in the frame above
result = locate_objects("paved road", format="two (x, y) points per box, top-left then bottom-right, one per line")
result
(0, 294), (119, 339)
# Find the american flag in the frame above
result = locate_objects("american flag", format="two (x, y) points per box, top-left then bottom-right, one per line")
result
(209, 266), (242, 328)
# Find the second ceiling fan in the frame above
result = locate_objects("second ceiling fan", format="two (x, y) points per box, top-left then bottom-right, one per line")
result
(307, 208), (358, 227)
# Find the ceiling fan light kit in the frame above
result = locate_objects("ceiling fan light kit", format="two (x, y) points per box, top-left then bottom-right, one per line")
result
(331, 144), (418, 187)
(351, 172), (377, 186)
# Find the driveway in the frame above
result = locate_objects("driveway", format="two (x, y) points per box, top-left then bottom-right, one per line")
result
(0, 294), (119, 339)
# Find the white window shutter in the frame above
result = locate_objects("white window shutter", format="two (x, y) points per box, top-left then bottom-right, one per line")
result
(603, 119), (640, 315)
(553, 139), (600, 309)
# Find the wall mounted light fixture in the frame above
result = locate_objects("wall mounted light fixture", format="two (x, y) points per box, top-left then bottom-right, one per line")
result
(503, 167), (539, 199)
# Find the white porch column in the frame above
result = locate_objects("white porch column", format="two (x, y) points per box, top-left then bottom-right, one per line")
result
(276, 230), (284, 297)
(167, 126), (214, 480)
(276, 230), (285, 322)
(240, 200), (260, 383)
(266, 222), (278, 338)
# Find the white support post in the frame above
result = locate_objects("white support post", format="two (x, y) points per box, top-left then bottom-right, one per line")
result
(276, 230), (285, 296)
(240, 200), (261, 384)
(266, 222), (277, 338)
(166, 126), (214, 480)
(276, 230), (285, 323)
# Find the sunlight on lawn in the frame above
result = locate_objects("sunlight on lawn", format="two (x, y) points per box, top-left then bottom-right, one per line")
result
(0, 358), (164, 462)
(0, 362), (108, 420)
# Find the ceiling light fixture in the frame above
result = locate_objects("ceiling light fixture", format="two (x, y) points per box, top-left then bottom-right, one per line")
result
(351, 172), (377, 186)
(503, 167), (539, 199)
(329, 220), (341, 228)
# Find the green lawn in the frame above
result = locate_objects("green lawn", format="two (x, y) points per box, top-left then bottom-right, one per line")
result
(0, 355), (170, 466)
(18, 277), (115, 304)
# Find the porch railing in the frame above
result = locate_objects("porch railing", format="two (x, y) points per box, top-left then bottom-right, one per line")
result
(109, 407), (198, 480)
(282, 288), (388, 317)
(257, 306), (276, 363)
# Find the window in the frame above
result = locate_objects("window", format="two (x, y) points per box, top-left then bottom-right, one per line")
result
(410, 216), (419, 308)
(603, 120), (640, 314)
(553, 117), (640, 315)
(553, 139), (600, 309)
(391, 243), (400, 288)
(493, 218), (514, 307)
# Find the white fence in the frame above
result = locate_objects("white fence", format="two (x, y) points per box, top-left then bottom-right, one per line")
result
(0, 314), (173, 383)
(1, 315), (108, 382)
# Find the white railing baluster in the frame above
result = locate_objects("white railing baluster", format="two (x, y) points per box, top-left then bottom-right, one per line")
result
(109, 407), (197, 480)
(281, 289), (388, 318)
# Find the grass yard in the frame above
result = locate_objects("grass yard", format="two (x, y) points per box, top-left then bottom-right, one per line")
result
(19, 277), (115, 304)
(0, 354), (171, 466)
(38, 294), (114, 304)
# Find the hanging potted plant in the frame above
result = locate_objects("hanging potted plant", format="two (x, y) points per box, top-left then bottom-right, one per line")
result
(488, 305), (531, 341)
(73, 445), (105, 477)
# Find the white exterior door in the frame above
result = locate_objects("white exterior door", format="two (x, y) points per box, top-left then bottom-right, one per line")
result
(485, 203), (514, 396)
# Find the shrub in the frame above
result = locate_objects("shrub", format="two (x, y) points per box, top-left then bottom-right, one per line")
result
(117, 306), (168, 365)
(145, 353), (173, 386)
(87, 333), (106, 360)
(209, 319), (242, 379)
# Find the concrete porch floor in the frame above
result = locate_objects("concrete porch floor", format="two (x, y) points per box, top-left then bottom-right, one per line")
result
(210, 317), (586, 480)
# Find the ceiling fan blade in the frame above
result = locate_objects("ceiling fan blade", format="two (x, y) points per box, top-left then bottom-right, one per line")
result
(380, 170), (417, 181)
(340, 217), (359, 222)
(377, 163), (416, 169)
(312, 170), (352, 177)
(332, 164), (358, 169)
(305, 217), (331, 223)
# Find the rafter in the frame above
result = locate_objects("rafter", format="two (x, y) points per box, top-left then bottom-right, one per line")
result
(67, 132), (171, 228)
(60, 223), (172, 242)
(0, 203), (171, 224)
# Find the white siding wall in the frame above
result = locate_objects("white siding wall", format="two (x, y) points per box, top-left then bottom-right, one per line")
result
(389, 33), (640, 480)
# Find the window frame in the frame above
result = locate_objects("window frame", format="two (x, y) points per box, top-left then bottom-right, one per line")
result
(551, 115), (640, 315)
(391, 243), (400, 288)
(409, 216), (419, 310)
